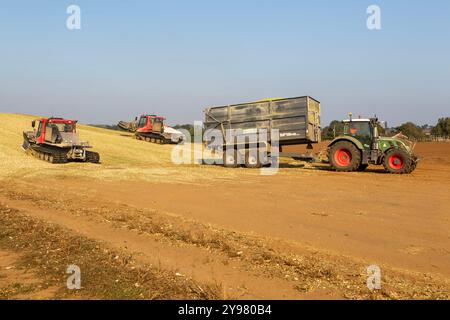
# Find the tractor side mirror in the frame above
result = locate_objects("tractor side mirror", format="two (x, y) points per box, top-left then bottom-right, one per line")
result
(135, 117), (138, 121)
(31, 120), (36, 128)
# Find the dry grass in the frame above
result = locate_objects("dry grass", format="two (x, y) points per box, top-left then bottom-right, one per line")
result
(2, 183), (449, 300)
(0, 113), (254, 183)
(0, 204), (224, 300)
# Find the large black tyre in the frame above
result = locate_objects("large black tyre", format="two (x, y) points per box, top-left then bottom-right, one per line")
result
(410, 160), (418, 172)
(222, 150), (239, 168)
(329, 141), (361, 172)
(86, 151), (100, 164)
(383, 149), (413, 174)
(244, 150), (262, 169)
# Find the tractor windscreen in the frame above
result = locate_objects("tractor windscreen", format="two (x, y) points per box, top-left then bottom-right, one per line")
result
(345, 122), (371, 138)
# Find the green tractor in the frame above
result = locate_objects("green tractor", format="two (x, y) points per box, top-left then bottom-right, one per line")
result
(328, 114), (419, 174)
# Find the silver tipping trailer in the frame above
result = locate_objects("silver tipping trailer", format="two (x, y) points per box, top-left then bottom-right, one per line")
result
(203, 96), (322, 168)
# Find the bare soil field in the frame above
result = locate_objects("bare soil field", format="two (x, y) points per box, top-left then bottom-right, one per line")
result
(0, 113), (449, 299)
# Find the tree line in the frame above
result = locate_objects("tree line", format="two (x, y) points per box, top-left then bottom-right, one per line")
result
(321, 118), (450, 141)
(173, 118), (450, 142)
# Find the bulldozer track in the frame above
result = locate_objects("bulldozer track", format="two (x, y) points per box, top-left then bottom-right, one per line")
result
(86, 151), (100, 163)
(29, 145), (68, 164)
(135, 133), (169, 145)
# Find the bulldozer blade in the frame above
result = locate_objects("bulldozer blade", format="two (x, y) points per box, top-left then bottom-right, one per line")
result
(118, 121), (136, 132)
(22, 132), (31, 151)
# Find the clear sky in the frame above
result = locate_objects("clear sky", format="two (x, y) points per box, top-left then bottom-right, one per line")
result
(0, 0), (449, 126)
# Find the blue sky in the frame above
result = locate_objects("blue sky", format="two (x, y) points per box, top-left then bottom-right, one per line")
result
(0, 0), (449, 126)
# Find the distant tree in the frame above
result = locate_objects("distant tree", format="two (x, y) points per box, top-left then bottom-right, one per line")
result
(321, 120), (344, 140)
(89, 124), (121, 131)
(431, 118), (450, 136)
(396, 122), (425, 140)
(376, 123), (386, 135)
(173, 124), (195, 138)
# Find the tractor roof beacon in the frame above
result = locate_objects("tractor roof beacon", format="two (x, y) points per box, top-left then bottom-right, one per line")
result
(22, 117), (100, 164)
(328, 114), (419, 174)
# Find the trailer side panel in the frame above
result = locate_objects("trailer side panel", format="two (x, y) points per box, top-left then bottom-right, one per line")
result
(204, 96), (321, 146)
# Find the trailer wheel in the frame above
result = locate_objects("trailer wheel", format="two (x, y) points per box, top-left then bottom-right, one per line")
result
(329, 141), (361, 172)
(383, 149), (413, 174)
(223, 151), (239, 168)
(245, 150), (262, 168)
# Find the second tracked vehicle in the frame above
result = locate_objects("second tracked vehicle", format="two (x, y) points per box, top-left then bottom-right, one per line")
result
(118, 115), (185, 144)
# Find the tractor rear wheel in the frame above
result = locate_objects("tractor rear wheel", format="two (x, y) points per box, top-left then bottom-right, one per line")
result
(383, 149), (413, 174)
(329, 141), (361, 172)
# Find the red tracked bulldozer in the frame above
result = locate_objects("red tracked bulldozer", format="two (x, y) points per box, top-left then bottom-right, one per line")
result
(118, 114), (184, 144)
(22, 117), (100, 164)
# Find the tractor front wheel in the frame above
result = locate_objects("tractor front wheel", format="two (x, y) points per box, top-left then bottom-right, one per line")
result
(383, 149), (413, 174)
(329, 141), (361, 172)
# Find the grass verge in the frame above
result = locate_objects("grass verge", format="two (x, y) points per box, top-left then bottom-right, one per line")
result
(0, 205), (223, 300)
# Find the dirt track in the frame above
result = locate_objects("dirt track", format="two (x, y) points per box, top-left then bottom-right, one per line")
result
(0, 114), (449, 299)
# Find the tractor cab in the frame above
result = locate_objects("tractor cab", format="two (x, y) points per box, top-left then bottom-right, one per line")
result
(136, 115), (165, 133)
(342, 117), (378, 149)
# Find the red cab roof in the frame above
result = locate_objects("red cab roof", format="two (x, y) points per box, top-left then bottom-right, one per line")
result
(38, 118), (78, 124)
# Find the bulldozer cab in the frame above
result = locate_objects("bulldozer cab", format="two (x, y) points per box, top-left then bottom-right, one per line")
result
(137, 115), (165, 133)
(34, 118), (78, 145)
